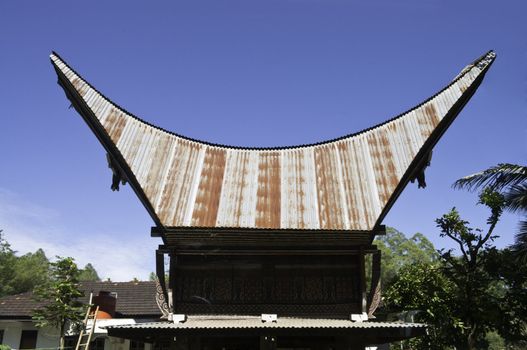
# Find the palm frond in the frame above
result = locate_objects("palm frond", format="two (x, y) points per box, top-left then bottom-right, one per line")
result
(504, 183), (527, 214)
(453, 163), (527, 192)
(511, 220), (527, 263)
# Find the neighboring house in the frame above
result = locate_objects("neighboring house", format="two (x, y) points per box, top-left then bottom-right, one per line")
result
(0, 281), (161, 350)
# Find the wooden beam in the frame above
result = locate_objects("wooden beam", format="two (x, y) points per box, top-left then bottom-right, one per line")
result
(359, 248), (367, 314)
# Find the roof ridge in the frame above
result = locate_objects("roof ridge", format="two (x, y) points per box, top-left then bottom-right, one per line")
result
(49, 50), (495, 151)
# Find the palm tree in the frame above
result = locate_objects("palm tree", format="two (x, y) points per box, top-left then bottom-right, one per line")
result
(454, 163), (527, 261)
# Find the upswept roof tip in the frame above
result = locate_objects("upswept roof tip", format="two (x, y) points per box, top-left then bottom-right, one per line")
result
(49, 50), (495, 151)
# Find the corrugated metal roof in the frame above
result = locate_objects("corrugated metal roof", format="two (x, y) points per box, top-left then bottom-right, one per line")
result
(105, 316), (426, 330)
(50, 51), (495, 231)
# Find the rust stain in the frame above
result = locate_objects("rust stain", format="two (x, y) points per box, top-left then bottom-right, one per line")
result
(459, 80), (468, 93)
(71, 77), (82, 91)
(354, 138), (376, 228)
(122, 122), (144, 169)
(337, 141), (362, 229)
(378, 132), (398, 197)
(416, 103), (435, 141)
(400, 119), (417, 162)
(367, 134), (388, 204)
(216, 151), (252, 227)
(103, 108), (117, 138)
(315, 145), (343, 230)
(144, 133), (173, 201)
(233, 152), (250, 226)
(105, 108), (127, 143)
(158, 140), (201, 225)
(419, 106), (432, 137)
(255, 152), (281, 228)
(191, 147), (227, 226)
(425, 102), (441, 129)
(385, 122), (403, 177)
(293, 149), (307, 229)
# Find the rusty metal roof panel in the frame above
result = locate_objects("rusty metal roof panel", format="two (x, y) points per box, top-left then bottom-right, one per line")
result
(216, 150), (260, 228)
(105, 316), (426, 330)
(50, 51), (496, 232)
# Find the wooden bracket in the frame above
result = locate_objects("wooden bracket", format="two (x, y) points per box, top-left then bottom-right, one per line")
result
(367, 250), (382, 317)
(155, 249), (172, 318)
(106, 153), (127, 191)
(411, 151), (433, 188)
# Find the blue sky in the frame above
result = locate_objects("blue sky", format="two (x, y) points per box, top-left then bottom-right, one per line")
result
(0, 1), (525, 280)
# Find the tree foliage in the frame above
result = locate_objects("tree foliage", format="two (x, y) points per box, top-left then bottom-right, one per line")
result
(10, 249), (50, 295)
(78, 263), (100, 282)
(149, 272), (157, 281)
(385, 189), (527, 349)
(0, 232), (101, 296)
(32, 257), (86, 350)
(435, 189), (505, 349)
(483, 248), (527, 346)
(0, 230), (16, 297)
(0, 233), (49, 297)
(384, 262), (461, 349)
(454, 163), (527, 261)
(374, 227), (438, 287)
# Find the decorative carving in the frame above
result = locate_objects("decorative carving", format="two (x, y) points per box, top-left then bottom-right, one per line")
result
(155, 277), (170, 319)
(106, 153), (127, 191)
(476, 51), (496, 69)
(155, 250), (172, 319)
(367, 251), (382, 317)
(214, 277), (232, 302)
(175, 263), (360, 306)
(411, 151), (432, 188)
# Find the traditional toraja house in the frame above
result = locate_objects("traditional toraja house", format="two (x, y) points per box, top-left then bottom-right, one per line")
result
(49, 51), (496, 350)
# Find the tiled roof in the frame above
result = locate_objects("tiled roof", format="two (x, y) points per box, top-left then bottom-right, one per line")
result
(78, 281), (160, 317)
(50, 51), (495, 232)
(0, 292), (46, 319)
(0, 281), (160, 319)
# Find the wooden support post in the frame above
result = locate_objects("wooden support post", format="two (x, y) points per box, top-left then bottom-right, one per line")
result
(156, 249), (170, 313)
(169, 252), (177, 311)
(359, 247), (367, 314)
(367, 250), (382, 317)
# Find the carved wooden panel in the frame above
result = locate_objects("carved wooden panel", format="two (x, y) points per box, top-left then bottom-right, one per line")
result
(171, 255), (361, 317)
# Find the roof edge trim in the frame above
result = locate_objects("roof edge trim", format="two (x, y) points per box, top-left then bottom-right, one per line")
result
(49, 51), (496, 151)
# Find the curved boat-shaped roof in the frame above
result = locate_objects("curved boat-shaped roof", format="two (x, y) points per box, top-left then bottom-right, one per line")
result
(50, 51), (495, 232)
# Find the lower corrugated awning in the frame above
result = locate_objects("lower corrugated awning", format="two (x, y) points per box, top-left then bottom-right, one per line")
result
(105, 316), (426, 343)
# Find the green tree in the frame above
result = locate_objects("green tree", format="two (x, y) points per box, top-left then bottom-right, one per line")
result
(454, 163), (527, 261)
(32, 257), (85, 350)
(11, 249), (50, 295)
(384, 262), (461, 350)
(149, 272), (157, 281)
(78, 263), (100, 281)
(0, 232), (50, 297)
(483, 248), (527, 347)
(0, 230), (16, 297)
(374, 227), (438, 287)
(435, 188), (505, 350)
